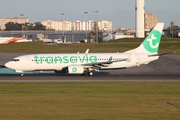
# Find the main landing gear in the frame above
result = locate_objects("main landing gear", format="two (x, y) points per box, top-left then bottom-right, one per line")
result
(81, 70), (94, 76)
(88, 71), (93, 76)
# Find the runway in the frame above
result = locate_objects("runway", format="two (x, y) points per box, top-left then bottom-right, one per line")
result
(0, 73), (180, 82)
(0, 52), (180, 82)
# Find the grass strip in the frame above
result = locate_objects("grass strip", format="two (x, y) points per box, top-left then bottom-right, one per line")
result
(0, 38), (180, 54)
(0, 82), (179, 120)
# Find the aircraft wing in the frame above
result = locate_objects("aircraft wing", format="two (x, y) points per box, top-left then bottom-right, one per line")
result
(82, 58), (127, 68)
(82, 50), (135, 68)
(83, 61), (112, 67)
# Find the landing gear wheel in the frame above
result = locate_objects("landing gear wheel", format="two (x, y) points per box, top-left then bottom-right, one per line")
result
(88, 72), (93, 76)
(21, 73), (24, 77)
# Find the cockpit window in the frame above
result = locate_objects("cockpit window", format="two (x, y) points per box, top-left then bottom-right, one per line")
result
(11, 59), (20, 62)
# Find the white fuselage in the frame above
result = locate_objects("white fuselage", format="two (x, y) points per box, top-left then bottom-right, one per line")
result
(5, 53), (159, 73)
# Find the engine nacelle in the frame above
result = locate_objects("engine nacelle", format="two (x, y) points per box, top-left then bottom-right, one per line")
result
(68, 65), (84, 74)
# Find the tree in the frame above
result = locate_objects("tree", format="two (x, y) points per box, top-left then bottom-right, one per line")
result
(4, 22), (46, 31)
(93, 22), (99, 42)
(32, 22), (46, 30)
(89, 31), (96, 43)
(88, 22), (103, 43)
(167, 21), (180, 29)
(167, 22), (180, 38)
(5, 22), (21, 31)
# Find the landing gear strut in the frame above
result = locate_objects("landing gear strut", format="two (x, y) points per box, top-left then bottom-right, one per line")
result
(81, 71), (87, 76)
(81, 70), (94, 76)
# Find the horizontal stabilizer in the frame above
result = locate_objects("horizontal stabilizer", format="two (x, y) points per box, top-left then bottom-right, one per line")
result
(148, 52), (173, 57)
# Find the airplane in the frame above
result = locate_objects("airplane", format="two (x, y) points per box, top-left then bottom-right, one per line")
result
(5, 23), (164, 76)
(0, 37), (32, 44)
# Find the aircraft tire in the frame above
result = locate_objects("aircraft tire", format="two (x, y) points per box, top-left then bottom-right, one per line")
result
(88, 72), (93, 76)
(21, 73), (24, 77)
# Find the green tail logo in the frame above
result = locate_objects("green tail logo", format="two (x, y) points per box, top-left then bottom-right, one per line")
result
(143, 30), (162, 53)
(72, 67), (77, 73)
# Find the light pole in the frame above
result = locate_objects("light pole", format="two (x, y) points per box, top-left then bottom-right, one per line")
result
(20, 14), (24, 37)
(84, 12), (88, 42)
(60, 13), (65, 41)
(94, 11), (98, 43)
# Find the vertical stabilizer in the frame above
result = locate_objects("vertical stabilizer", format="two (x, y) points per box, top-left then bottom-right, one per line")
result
(136, 23), (164, 54)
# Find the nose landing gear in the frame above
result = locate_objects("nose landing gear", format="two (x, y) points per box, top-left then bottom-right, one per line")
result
(21, 73), (24, 77)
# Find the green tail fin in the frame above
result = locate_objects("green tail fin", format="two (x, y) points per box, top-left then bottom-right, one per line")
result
(136, 23), (164, 54)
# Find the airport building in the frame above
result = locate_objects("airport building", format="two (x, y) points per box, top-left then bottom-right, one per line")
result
(145, 12), (159, 31)
(0, 17), (29, 30)
(99, 21), (113, 31)
(41, 20), (72, 31)
(71, 20), (94, 31)
(0, 18), (112, 42)
(41, 20), (112, 31)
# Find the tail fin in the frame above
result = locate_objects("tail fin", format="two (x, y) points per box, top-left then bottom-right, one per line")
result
(136, 23), (164, 54)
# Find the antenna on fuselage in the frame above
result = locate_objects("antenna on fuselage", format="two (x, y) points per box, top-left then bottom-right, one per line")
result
(85, 49), (89, 54)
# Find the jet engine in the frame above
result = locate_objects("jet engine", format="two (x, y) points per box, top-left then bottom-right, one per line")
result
(67, 65), (84, 74)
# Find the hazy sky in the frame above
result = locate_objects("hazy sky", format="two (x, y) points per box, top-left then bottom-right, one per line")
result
(0, 0), (179, 28)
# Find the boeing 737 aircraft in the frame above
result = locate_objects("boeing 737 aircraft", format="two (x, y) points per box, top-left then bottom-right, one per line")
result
(0, 37), (31, 44)
(5, 23), (164, 76)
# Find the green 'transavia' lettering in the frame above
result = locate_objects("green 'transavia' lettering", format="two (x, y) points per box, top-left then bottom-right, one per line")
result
(34, 55), (97, 64)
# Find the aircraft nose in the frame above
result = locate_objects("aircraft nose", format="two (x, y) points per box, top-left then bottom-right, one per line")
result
(5, 61), (13, 69)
